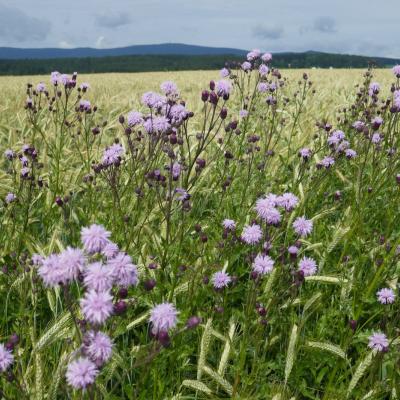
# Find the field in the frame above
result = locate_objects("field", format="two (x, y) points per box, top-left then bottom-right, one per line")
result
(0, 60), (399, 400)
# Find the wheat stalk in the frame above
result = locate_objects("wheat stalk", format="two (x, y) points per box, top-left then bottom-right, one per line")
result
(218, 319), (236, 376)
(285, 324), (298, 384)
(182, 379), (213, 395)
(197, 318), (213, 380)
(347, 350), (375, 398)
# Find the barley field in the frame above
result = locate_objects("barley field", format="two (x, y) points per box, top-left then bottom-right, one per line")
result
(0, 58), (400, 400)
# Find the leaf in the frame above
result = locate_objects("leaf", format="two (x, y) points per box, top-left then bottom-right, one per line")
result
(285, 324), (298, 384)
(305, 341), (346, 359)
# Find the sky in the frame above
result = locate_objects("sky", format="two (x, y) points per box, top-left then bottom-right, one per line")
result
(0, 0), (399, 57)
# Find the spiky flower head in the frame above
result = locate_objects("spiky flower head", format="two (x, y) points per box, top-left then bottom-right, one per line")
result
(80, 290), (113, 325)
(66, 357), (98, 389)
(81, 224), (111, 254)
(241, 224), (263, 245)
(149, 302), (179, 334)
(0, 344), (14, 372)
(212, 271), (232, 288)
(376, 288), (396, 304)
(292, 216), (313, 237)
(368, 332), (389, 352)
(252, 254), (274, 275)
(298, 256), (317, 276)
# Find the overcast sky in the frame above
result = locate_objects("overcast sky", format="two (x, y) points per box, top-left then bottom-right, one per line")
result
(0, 0), (399, 57)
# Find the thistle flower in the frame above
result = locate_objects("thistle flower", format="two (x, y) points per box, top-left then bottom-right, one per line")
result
(255, 199), (281, 225)
(239, 109), (249, 118)
(222, 219), (236, 230)
(0, 344), (14, 372)
(50, 71), (60, 85)
(241, 224), (263, 244)
(257, 82), (269, 93)
(141, 91), (165, 109)
(212, 271), (232, 288)
(38, 254), (65, 287)
(79, 100), (91, 111)
(247, 49), (261, 61)
(169, 104), (188, 125)
(144, 116), (170, 134)
(368, 82), (380, 96)
(376, 288), (396, 304)
(299, 148), (311, 160)
(252, 254), (274, 275)
(368, 332), (389, 352)
(107, 252), (138, 287)
(276, 193), (299, 211)
(293, 217), (313, 237)
(258, 64), (269, 76)
(345, 149), (357, 159)
(241, 61), (252, 71)
(298, 256), (317, 276)
(149, 302), (179, 334)
(160, 81), (179, 97)
(80, 82), (90, 91)
(101, 242), (119, 259)
(220, 67), (230, 78)
(31, 253), (44, 266)
(216, 80), (232, 97)
(353, 120), (366, 131)
(84, 262), (114, 292)
(81, 224), (111, 254)
(36, 82), (46, 92)
(261, 52), (272, 63)
(102, 143), (124, 166)
(84, 331), (113, 366)
(80, 290), (113, 325)
(66, 357), (98, 389)
(393, 65), (400, 78)
(320, 156), (335, 168)
(5, 193), (16, 204)
(4, 149), (15, 160)
(127, 111), (143, 127)
(371, 133), (381, 144)
(59, 247), (86, 282)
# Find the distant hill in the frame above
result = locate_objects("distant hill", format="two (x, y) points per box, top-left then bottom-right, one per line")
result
(0, 43), (247, 60)
(0, 44), (398, 75)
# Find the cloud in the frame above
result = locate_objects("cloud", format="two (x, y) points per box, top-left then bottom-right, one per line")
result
(313, 16), (337, 33)
(95, 36), (108, 49)
(58, 40), (74, 49)
(252, 24), (284, 40)
(0, 4), (51, 43)
(95, 12), (132, 29)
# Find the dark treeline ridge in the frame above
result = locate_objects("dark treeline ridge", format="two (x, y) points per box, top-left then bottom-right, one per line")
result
(0, 52), (399, 75)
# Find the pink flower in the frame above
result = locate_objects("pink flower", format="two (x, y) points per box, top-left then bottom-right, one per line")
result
(107, 252), (139, 287)
(241, 224), (263, 245)
(292, 216), (313, 237)
(252, 254), (274, 275)
(368, 332), (389, 352)
(58, 247), (86, 282)
(149, 303), (179, 334)
(84, 262), (114, 292)
(66, 357), (98, 389)
(377, 288), (395, 304)
(0, 344), (14, 372)
(81, 224), (111, 254)
(38, 254), (65, 287)
(84, 331), (113, 366)
(80, 290), (113, 325)
(212, 271), (232, 288)
(298, 256), (317, 276)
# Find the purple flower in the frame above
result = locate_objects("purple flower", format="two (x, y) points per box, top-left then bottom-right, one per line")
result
(252, 254), (274, 275)
(141, 92), (165, 109)
(222, 219), (236, 230)
(127, 111), (143, 127)
(393, 65), (400, 78)
(80, 82), (90, 90)
(257, 82), (269, 93)
(368, 82), (380, 96)
(255, 198), (281, 224)
(212, 271), (232, 288)
(293, 217), (313, 237)
(258, 64), (269, 77)
(241, 224), (263, 245)
(31, 253), (44, 266)
(299, 148), (312, 160)
(160, 81), (179, 97)
(81, 224), (111, 254)
(102, 143), (124, 166)
(0, 344), (14, 372)
(66, 357), (98, 389)
(79, 100), (91, 111)
(377, 288), (395, 304)
(84, 331), (113, 366)
(241, 61), (252, 71)
(50, 71), (60, 85)
(371, 116), (383, 128)
(288, 245), (299, 256)
(371, 133), (381, 144)
(327, 132), (342, 147)
(261, 52), (272, 63)
(321, 156), (335, 168)
(36, 82), (46, 92)
(84, 262), (114, 292)
(345, 149), (357, 159)
(353, 120), (366, 132)
(172, 162), (181, 179)
(144, 116), (170, 134)
(220, 68), (230, 78)
(368, 332), (389, 352)
(4, 149), (15, 160)
(80, 290), (113, 325)
(298, 256), (317, 276)
(247, 49), (261, 61)
(38, 254), (65, 287)
(5, 193), (16, 204)
(107, 252), (138, 287)
(59, 247), (86, 282)
(276, 193), (299, 211)
(216, 80), (232, 97)
(149, 302), (179, 334)
(101, 242), (119, 259)
(60, 74), (71, 86)
(175, 188), (190, 202)
(169, 104), (188, 125)
(239, 109), (249, 118)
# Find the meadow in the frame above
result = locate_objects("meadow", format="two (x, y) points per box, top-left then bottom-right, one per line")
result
(0, 55), (399, 400)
